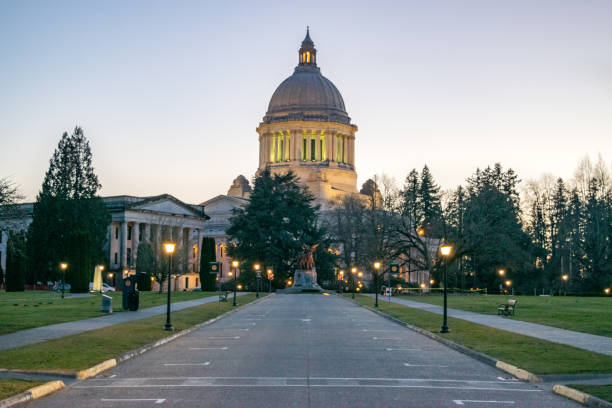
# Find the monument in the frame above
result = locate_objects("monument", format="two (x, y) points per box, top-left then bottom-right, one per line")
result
(286, 244), (322, 293)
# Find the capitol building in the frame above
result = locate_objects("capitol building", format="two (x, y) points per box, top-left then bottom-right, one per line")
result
(1, 29), (365, 287)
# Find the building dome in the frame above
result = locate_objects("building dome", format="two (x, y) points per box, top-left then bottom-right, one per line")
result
(263, 28), (351, 125)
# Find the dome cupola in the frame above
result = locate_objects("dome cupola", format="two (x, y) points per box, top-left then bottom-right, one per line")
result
(264, 28), (351, 125)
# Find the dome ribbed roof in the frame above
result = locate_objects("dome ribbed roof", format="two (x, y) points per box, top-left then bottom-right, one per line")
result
(263, 30), (351, 125)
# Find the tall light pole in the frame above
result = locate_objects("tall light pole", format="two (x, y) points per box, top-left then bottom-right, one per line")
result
(254, 263), (261, 298)
(439, 244), (452, 333)
(163, 242), (176, 331)
(373, 261), (381, 307)
(231, 260), (239, 306)
(266, 267), (274, 293)
(561, 274), (568, 296)
(59, 262), (68, 299)
(498, 269), (505, 294)
(351, 267), (357, 299)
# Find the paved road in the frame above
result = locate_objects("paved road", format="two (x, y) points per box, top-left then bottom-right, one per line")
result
(0, 293), (245, 351)
(366, 294), (612, 356)
(29, 294), (580, 408)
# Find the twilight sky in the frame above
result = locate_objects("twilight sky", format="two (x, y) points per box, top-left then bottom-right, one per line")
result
(1, 0), (611, 204)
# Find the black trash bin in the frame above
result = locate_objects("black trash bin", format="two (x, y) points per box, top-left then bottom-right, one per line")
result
(122, 276), (140, 311)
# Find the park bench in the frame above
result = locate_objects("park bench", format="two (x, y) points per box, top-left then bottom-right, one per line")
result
(219, 291), (230, 302)
(497, 299), (518, 316)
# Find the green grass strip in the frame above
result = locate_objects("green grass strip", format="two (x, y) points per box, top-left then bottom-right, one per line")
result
(351, 294), (612, 375)
(0, 291), (219, 335)
(0, 294), (261, 372)
(567, 385), (612, 403)
(397, 293), (612, 337)
(0, 379), (43, 400)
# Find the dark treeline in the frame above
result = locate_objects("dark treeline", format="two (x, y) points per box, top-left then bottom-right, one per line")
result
(330, 157), (612, 295)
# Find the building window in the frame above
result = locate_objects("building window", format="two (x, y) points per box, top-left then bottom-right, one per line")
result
(138, 228), (142, 241)
(127, 248), (132, 265)
(302, 136), (307, 161)
(115, 227), (119, 240)
(185, 277), (189, 288)
(127, 226), (132, 241)
(114, 252), (118, 264)
(320, 134), (326, 161)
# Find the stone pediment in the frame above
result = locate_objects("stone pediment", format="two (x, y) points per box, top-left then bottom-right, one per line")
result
(200, 195), (248, 215)
(130, 195), (206, 218)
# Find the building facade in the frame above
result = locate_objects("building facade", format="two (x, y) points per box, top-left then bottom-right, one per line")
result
(256, 29), (359, 210)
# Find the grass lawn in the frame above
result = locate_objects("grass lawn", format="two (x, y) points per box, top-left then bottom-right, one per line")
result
(399, 293), (612, 337)
(0, 290), (219, 335)
(0, 293), (261, 372)
(568, 385), (612, 403)
(0, 379), (43, 400)
(350, 294), (612, 375)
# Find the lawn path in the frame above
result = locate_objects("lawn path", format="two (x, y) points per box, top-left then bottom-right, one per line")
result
(0, 293), (246, 351)
(365, 294), (612, 356)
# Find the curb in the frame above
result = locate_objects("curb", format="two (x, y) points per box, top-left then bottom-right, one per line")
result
(76, 359), (117, 380)
(553, 385), (612, 408)
(344, 296), (541, 382)
(0, 380), (65, 408)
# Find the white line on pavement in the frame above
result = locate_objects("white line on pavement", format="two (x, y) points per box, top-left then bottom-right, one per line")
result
(101, 399), (166, 404)
(373, 337), (400, 340)
(207, 336), (240, 339)
(404, 363), (448, 368)
(386, 348), (421, 351)
(163, 362), (210, 366)
(453, 400), (514, 405)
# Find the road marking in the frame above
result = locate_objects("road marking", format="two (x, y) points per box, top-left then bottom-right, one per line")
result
(386, 348), (421, 351)
(404, 363), (448, 367)
(301, 318), (311, 322)
(190, 347), (228, 350)
(101, 399), (165, 404)
(109, 374), (117, 378)
(373, 337), (400, 340)
(207, 336), (240, 339)
(453, 400), (514, 405)
(362, 329), (394, 332)
(163, 362), (210, 366)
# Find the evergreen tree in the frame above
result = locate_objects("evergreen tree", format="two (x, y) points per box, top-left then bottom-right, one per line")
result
(418, 165), (444, 236)
(227, 169), (326, 287)
(401, 169), (419, 226)
(199, 237), (217, 291)
(6, 231), (27, 291)
(135, 242), (154, 291)
(26, 127), (110, 292)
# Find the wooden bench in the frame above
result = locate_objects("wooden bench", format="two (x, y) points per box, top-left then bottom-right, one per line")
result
(219, 291), (230, 302)
(497, 299), (518, 316)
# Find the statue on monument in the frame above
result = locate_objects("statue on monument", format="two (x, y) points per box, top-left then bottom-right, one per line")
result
(291, 244), (321, 292)
(297, 244), (319, 270)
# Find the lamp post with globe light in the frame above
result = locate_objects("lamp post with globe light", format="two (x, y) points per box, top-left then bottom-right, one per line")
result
(439, 243), (453, 333)
(254, 263), (261, 298)
(373, 262), (381, 307)
(163, 242), (176, 331)
(59, 262), (68, 299)
(231, 260), (239, 306)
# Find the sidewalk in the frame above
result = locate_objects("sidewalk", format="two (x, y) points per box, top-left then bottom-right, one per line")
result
(0, 292), (246, 352)
(364, 294), (612, 356)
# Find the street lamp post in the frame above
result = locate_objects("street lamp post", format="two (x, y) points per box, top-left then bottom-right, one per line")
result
(163, 242), (176, 331)
(498, 269), (505, 294)
(373, 262), (381, 307)
(254, 263), (261, 298)
(266, 267), (274, 293)
(351, 267), (357, 299)
(339, 270), (344, 296)
(231, 260), (239, 306)
(59, 262), (68, 299)
(561, 274), (569, 296)
(439, 244), (452, 333)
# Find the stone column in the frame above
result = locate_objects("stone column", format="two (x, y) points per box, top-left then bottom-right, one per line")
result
(132, 222), (140, 266)
(120, 221), (128, 270)
(306, 131), (311, 161)
(285, 132), (290, 162)
(178, 228), (184, 273)
(331, 132), (336, 162)
(326, 131), (333, 161)
(144, 223), (151, 243)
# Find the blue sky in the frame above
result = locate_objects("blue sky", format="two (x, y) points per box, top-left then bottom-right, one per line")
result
(1, 0), (611, 203)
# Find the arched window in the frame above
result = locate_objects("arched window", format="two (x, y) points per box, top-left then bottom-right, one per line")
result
(306, 51), (310, 63)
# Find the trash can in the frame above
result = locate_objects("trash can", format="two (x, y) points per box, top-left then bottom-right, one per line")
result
(122, 276), (139, 311)
(101, 294), (113, 313)
(128, 289), (139, 311)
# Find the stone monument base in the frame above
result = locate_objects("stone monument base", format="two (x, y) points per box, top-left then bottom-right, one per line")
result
(278, 268), (321, 293)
